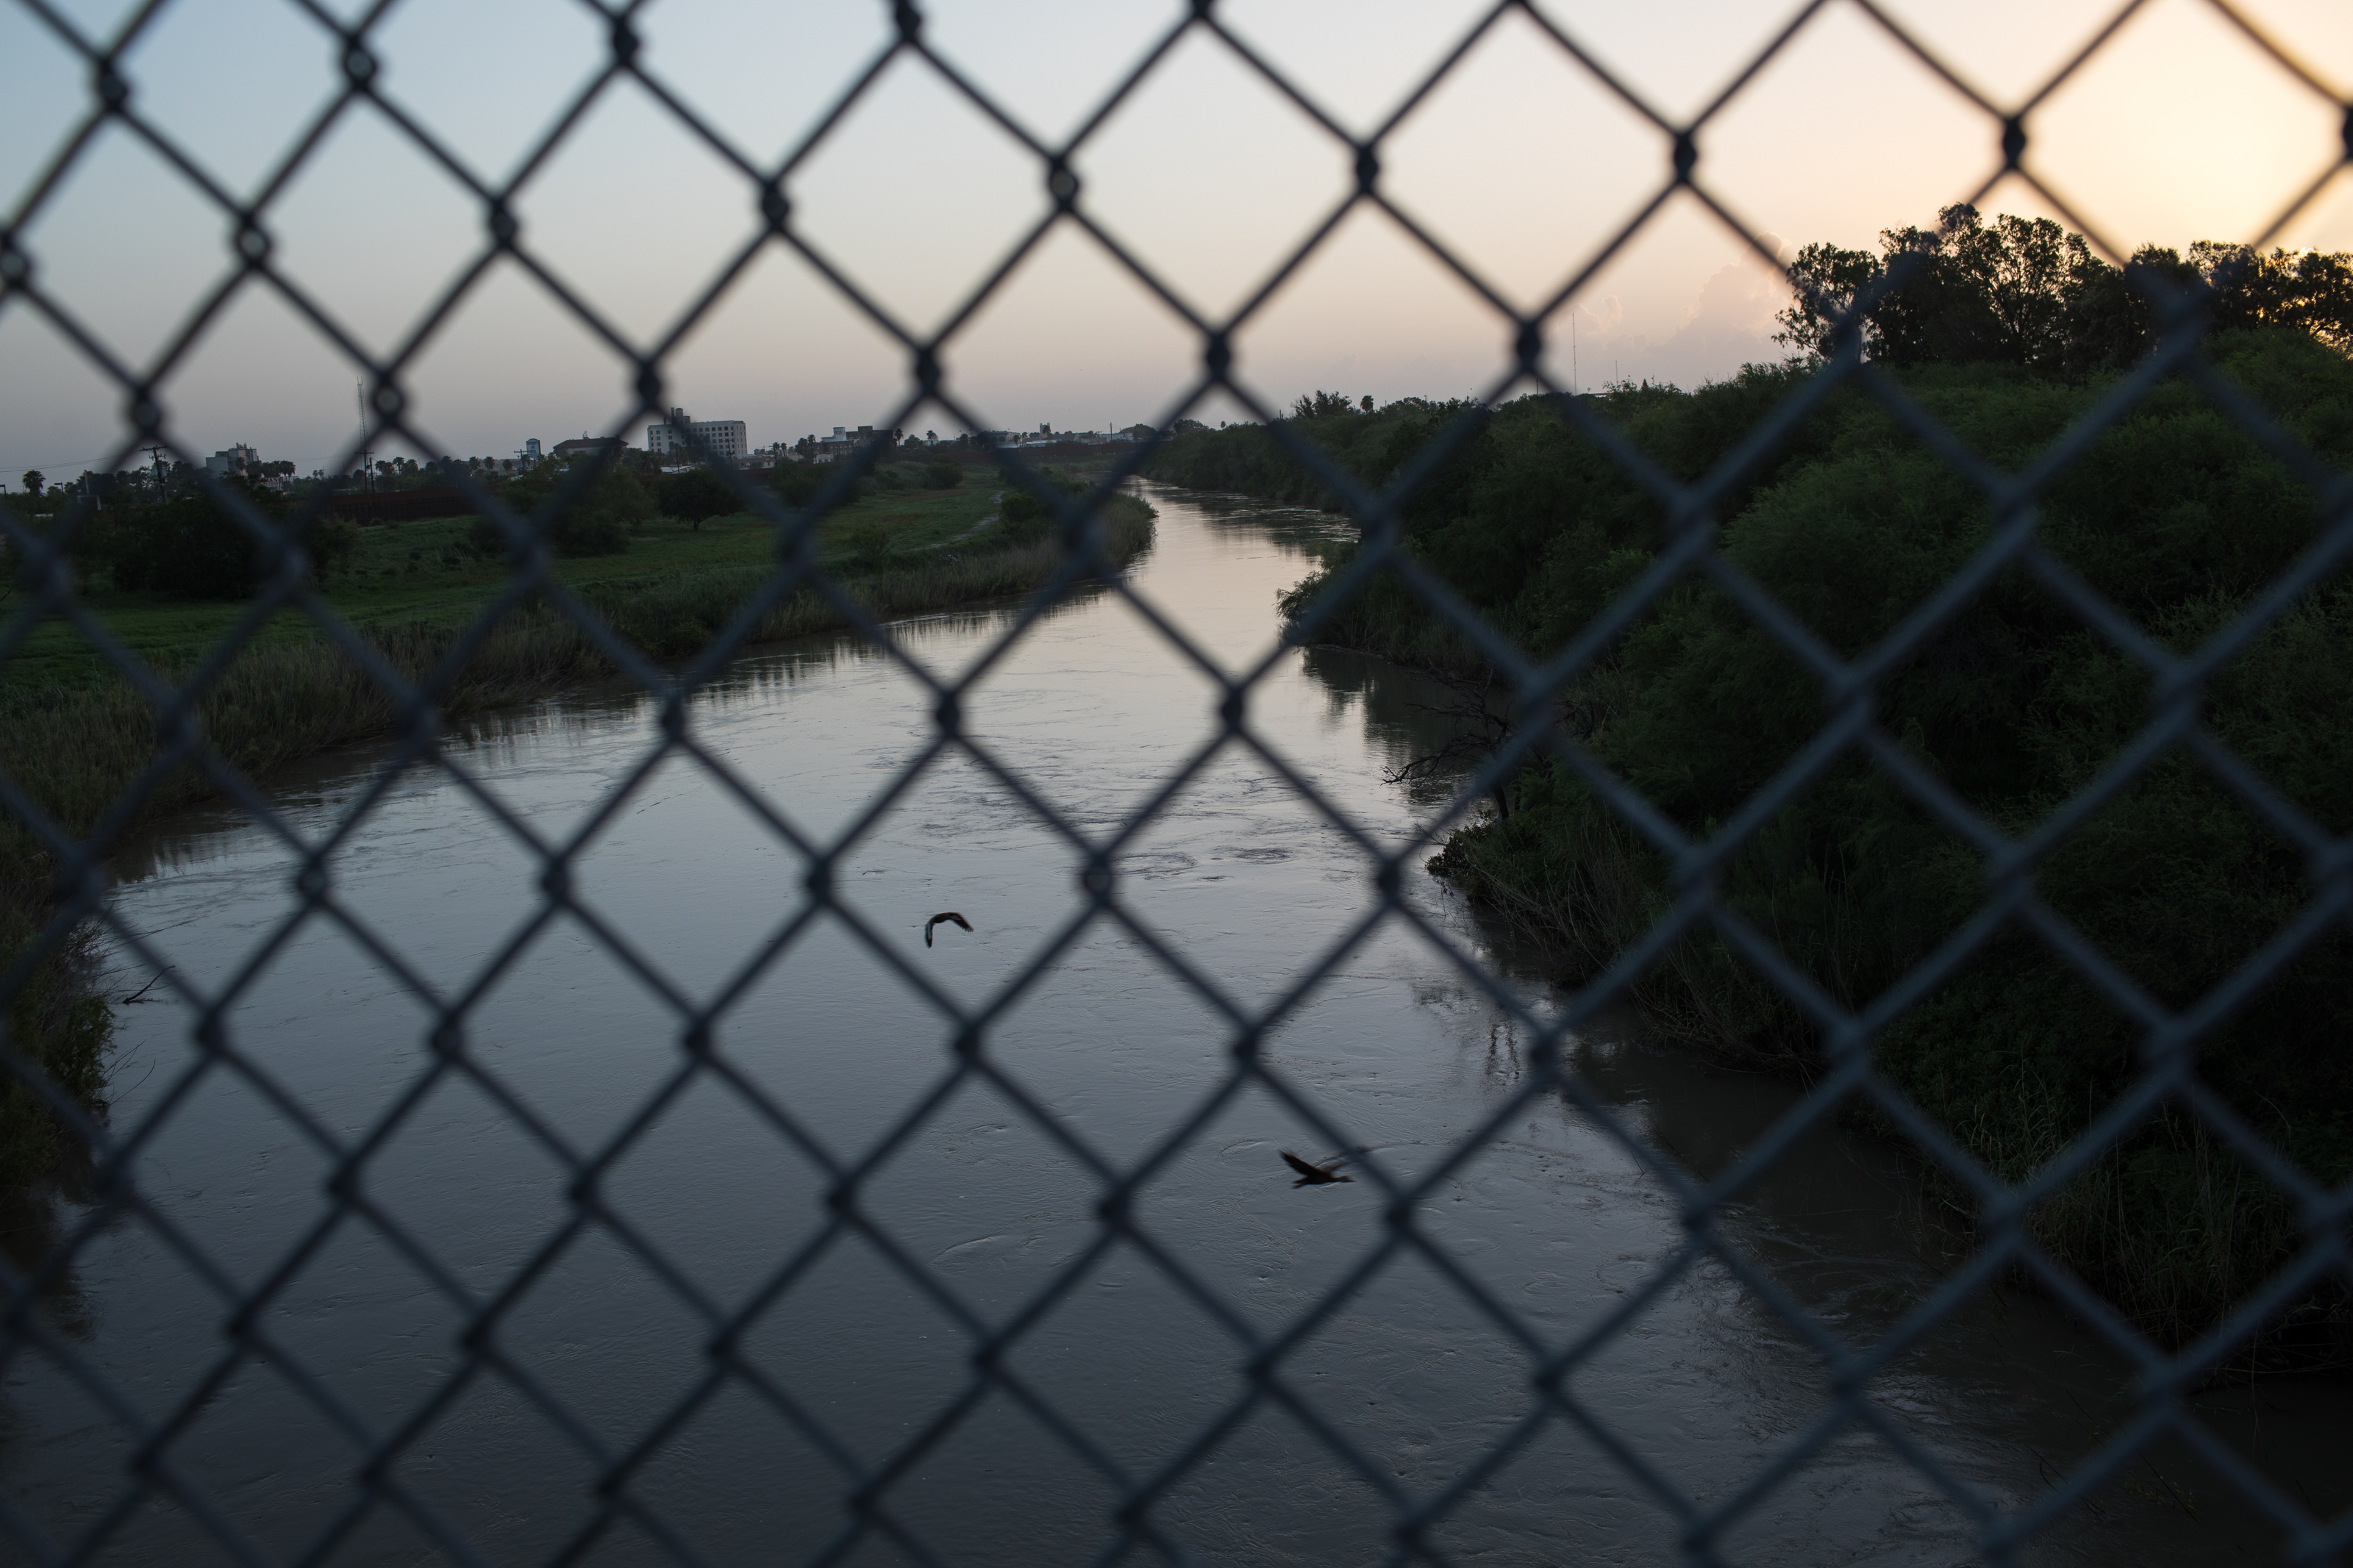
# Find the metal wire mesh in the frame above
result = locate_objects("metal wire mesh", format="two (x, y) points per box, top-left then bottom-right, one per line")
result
(1, 0), (2349, 1563)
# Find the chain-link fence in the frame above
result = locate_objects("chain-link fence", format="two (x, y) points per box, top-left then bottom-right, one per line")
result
(2, 0), (2350, 1562)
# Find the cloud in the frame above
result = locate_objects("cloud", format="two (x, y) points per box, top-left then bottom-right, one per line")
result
(1640, 239), (1796, 387)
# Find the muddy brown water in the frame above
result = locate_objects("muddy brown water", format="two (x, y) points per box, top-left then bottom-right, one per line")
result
(4, 484), (2344, 1565)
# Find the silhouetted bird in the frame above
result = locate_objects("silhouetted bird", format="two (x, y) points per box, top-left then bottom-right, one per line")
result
(1281, 1150), (1352, 1186)
(924, 912), (973, 948)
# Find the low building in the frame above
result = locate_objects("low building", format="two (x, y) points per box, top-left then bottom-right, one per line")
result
(810, 424), (878, 464)
(551, 435), (625, 460)
(644, 407), (749, 462)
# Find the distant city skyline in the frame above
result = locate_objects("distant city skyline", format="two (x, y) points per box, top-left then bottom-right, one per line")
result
(5, 0), (2349, 479)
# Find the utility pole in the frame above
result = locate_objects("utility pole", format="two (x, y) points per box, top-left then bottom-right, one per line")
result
(355, 382), (374, 493)
(142, 444), (168, 490)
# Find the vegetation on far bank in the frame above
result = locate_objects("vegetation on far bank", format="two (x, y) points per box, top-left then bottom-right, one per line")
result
(0, 454), (1151, 1184)
(1144, 211), (2353, 1354)
(1, 459), (1039, 686)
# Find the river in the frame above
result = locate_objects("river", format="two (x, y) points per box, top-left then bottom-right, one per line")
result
(4, 484), (2343, 1565)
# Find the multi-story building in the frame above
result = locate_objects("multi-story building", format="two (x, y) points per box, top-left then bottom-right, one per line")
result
(644, 407), (748, 461)
(204, 443), (258, 477)
(810, 425), (877, 464)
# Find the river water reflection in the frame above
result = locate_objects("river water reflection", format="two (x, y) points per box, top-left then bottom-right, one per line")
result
(7, 484), (2343, 1565)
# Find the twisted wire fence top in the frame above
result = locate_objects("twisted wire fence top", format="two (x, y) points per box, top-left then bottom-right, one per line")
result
(1, 0), (2350, 1564)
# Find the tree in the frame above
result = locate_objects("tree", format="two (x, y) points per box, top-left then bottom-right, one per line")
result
(19, 471), (41, 498)
(1777, 204), (2353, 376)
(2191, 241), (2353, 351)
(656, 468), (735, 531)
(1379, 668), (1529, 819)
(1288, 390), (1359, 420)
(923, 461), (963, 489)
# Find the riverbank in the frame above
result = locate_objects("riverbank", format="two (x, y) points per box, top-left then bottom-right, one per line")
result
(32, 482), (2340, 1563)
(1, 476), (1018, 687)
(1145, 335), (2353, 1358)
(0, 489), (1154, 1181)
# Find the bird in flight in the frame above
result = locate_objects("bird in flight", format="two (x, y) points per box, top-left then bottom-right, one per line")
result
(924, 912), (973, 948)
(1281, 1150), (1352, 1186)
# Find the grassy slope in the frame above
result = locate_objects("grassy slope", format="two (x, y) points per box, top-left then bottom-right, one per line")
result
(1, 483), (1005, 687)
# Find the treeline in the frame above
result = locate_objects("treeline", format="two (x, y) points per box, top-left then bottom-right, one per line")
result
(1777, 204), (2353, 371)
(1, 453), (979, 604)
(1140, 217), (2353, 1350)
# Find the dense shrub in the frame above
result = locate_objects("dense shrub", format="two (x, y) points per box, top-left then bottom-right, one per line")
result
(68, 488), (363, 598)
(771, 461), (822, 506)
(111, 493), (263, 597)
(995, 466), (1086, 546)
(468, 460), (646, 559)
(1175, 327), (2353, 1345)
(305, 515), (362, 581)
(923, 461), (963, 490)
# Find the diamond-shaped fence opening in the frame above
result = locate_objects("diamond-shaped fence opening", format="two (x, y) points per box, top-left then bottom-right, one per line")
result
(2, 0), (2350, 1564)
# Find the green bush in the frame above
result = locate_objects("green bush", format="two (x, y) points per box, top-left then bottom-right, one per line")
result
(307, 515), (362, 582)
(996, 467), (1085, 546)
(771, 462), (821, 505)
(834, 519), (896, 571)
(111, 493), (263, 598)
(1218, 328), (2353, 1345)
(468, 462), (646, 559)
(923, 461), (964, 490)
(75, 487), (363, 599)
(0, 888), (112, 1187)
(552, 509), (632, 557)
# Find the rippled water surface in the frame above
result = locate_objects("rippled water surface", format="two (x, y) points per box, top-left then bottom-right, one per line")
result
(7, 486), (2343, 1565)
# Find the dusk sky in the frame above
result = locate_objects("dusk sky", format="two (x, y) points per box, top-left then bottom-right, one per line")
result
(3, 0), (2349, 480)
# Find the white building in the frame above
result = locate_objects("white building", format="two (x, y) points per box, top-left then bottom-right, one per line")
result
(204, 443), (258, 477)
(645, 407), (748, 461)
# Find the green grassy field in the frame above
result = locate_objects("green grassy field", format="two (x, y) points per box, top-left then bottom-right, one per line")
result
(1, 482), (1004, 687)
